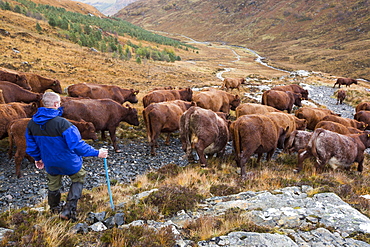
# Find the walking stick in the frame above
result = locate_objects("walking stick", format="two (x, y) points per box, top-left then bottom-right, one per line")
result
(104, 157), (115, 210)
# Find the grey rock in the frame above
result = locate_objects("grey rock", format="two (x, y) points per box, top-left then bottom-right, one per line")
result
(89, 222), (107, 232)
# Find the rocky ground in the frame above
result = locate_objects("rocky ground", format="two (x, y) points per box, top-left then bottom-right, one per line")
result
(0, 77), (358, 213)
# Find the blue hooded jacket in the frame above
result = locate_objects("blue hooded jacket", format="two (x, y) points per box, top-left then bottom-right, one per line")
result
(26, 107), (99, 176)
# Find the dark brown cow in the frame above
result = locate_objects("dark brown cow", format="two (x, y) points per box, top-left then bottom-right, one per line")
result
(315, 121), (363, 135)
(0, 102), (38, 139)
(143, 88), (193, 108)
(261, 90), (302, 113)
(180, 106), (229, 167)
(296, 128), (370, 173)
(333, 78), (357, 88)
(295, 107), (340, 130)
(68, 83), (139, 104)
(22, 72), (63, 93)
(8, 118), (98, 178)
(62, 98), (139, 152)
(271, 84), (309, 100)
(355, 102), (370, 113)
(336, 89), (346, 105)
(0, 81), (42, 103)
(143, 100), (192, 156)
(321, 115), (367, 130)
(0, 68), (30, 90)
(284, 130), (313, 154)
(236, 103), (280, 118)
(354, 110), (370, 130)
(192, 89), (240, 114)
(221, 77), (245, 91)
(230, 114), (288, 177)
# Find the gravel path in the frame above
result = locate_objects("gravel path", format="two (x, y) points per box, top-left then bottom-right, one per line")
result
(0, 83), (358, 213)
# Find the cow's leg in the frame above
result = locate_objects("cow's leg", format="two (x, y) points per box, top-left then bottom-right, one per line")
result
(357, 155), (364, 172)
(295, 148), (311, 173)
(194, 142), (207, 167)
(101, 130), (106, 141)
(108, 127), (122, 153)
(165, 133), (171, 145)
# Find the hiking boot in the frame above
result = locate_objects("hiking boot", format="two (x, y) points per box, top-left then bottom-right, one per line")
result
(60, 182), (83, 221)
(48, 189), (61, 214)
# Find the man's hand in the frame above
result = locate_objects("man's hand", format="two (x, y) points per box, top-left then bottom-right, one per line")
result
(35, 160), (44, 169)
(98, 148), (108, 158)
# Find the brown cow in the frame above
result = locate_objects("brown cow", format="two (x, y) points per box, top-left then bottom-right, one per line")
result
(192, 89), (240, 115)
(296, 128), (370, 173)
(22, 72), (63, 93)
(0, 89), (5, 104)
(355, 102), (370, 113)
(333, 78), (357, 88)
(295, 107), (340, 130)
(0, 102), (38, 139)
(354, 110), (370, 130)
(150, 86), (173, 91)
(231, 114), (288, 177)
(0, 68), (30, 90)
(8, 118), (98, 178)
(143, 88), (193, 108)
(315, 121), (363, 135)
(336, 89), (346, 105)
(0, 81), (42, 103)
(68, 83), (139, 104)
(221, 77), (245, 91)
(235, 103), (280, 118)
(321, 115), (367, 130)
(62, 98), (139, 152)
(284, 130), (313, 154)
(180, 106), (229, 167)
(271, 84), (309, 100)
(264, 112), (307, 140)
(143, 100), (192, 156)
(261, 90), (302, 113)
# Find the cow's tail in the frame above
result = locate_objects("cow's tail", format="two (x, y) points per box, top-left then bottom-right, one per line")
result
(309, 128), (325, 158)
(142, 109), (152, 143)
(284, 130), (297, 153)
(231, 122), (242, 166)
(7, 126), (14, 159)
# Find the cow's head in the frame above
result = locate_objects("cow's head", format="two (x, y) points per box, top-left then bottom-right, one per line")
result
(230, 95), (241, 110)
(51, 80), (63, 94)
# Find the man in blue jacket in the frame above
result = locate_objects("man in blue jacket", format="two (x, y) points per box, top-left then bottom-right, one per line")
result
(26, 92), (108, 221)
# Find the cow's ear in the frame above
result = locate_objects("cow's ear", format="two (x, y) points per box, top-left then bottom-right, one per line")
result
(135, 90), (139, 95)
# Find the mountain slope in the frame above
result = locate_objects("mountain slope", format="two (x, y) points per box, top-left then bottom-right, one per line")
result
(115, 0), (370, 79)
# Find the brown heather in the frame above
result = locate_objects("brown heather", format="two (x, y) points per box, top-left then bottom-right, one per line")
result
(1, 2), (370, 246)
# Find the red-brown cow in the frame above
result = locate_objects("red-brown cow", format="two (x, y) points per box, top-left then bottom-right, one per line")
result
(264, 112), (307, 140)
(0, 102), (38, 139)
(356, 102), (370, 113)
(192, 89), (240, 115)
(315, 121), (363, 135)
(231, 114), (288, 177)
(236, 103), (280, 118)
(62, 98), (139, 152)
(354, 110), (370, 130)
(321, 115), (367, 130)
(22, 72), (63, 93)
(333, 78), (357, 88)
(180, 106), (229, 167)
(295, 107), (340, 130)
(0, 81), (42, 103)
(261, 90), (302, 113)
(0, 68), (30, 90)
(8, 118), (98, 178)
(143, 88), (193, 108)
(143, 100), (192, 156)
(296, 128), (370, 173)
(68, 83), (139, 104)
(336, 89), (346, 105)
(221, 77), (245, 91)
(271, 84), (309, 100)
(284, 130), (313, 154)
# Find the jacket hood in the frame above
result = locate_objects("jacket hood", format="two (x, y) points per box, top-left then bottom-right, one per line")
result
(32, 107), (63, 126)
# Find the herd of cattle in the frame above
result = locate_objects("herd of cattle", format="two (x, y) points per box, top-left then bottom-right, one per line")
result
(0, 67), (367, 178)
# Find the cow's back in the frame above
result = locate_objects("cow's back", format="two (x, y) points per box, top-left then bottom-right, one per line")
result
(295, 107), (338, 130)
(236, 103), (280, 118)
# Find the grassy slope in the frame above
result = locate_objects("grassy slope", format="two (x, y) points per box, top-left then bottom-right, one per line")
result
(116, 0), (370, 80)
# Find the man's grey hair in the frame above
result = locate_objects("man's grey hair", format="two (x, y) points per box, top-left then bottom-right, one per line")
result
(42, 92), (61, 107)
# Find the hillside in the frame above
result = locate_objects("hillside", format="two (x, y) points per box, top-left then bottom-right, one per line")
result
(74, 0), (138, 15)
(116, 0), (370, 80)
